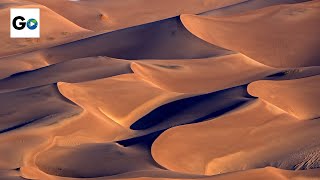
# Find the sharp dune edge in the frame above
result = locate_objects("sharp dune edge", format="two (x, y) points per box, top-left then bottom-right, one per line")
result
(181, 0), (320, 67)
(0, 0), (319, 180)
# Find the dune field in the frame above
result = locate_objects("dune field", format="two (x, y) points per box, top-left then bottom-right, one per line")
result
(0, 0), (319, 179)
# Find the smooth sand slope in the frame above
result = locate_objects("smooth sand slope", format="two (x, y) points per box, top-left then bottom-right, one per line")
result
(152, 100), (320, 175)
(58, 74), (193, 129)
(181, 0), (320, 67)
(132, 53), (278, 94)
(0, 0), (319, 180)
(27, 0), (248, 31)
(248, 75), (320, 120)
(0, 16), (230, 80)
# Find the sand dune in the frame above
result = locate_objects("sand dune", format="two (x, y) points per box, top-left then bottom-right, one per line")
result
(130, 85), (251, 132)
(27, 0), (248, 31)
(0, 57), (132, 93)
(132, 53), (278, 94)
(152, 100), (320, 175)
(248, 75), (320, 120)
(0, 85), (81, 135)
(181, 0), (320, 67)
(0, 16), (230, 80)
(35, 143), (159, 178)
(0, 0), (319, 180)
(58, 74), (193, 129)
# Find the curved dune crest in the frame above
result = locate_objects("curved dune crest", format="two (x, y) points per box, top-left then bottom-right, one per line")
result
(58, 74), (193, 129)
(0, 57), (132, 93)
(152, 100), (320, 175)
(0, 1), (319, 180)
(27, 0), (247, 31)
(248, 75), (320, 120)
(35, 143), (159, 178)
(181, 1), (320, 67)
(0, 17), (230, 80)
(0, 53), (48, 80)
(132, 53), (278, 94)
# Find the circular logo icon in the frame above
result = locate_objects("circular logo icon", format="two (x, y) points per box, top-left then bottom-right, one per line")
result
(27, 18), (38, 30)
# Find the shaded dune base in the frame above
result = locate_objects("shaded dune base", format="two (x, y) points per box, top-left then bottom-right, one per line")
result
(0, 0), (319, 180)
(57, 74), (192, 129)
(35, 143), (159, 178)
(181, 0), (320, 67)
(0, 85), (82, 134)
(39, 17), (229, 62)
(130, 85), (251, 131)
(0, 57), (132, 93)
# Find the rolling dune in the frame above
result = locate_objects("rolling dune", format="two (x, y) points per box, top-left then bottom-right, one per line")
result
(152, 100), (320, 175)
(248, 75), (320, 120)
(0, 16), (230, 80)
(132, 53), (278, 94)
(0, 0), (319, 180)
(27, 0), (248, 31)
(181, 0), (320, 67)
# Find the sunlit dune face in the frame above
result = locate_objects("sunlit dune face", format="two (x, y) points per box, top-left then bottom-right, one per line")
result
(0, 0), (319, 180)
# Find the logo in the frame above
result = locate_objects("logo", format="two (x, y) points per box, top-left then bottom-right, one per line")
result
(27, 19), (38, 30)
(11, 8), (40, 38)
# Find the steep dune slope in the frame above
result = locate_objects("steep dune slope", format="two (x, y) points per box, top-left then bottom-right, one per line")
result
(0, 57), (132, 93)
(152, 100), (320, 175)
(181, 1), (320, 67)
(0, 85), (82, 135)
(27, 0), (247, 31)
(58, 74), (193, 129)
(0, 16), (230, 80)
(130, 85), (251, 132)
(248, 75), (320, 120)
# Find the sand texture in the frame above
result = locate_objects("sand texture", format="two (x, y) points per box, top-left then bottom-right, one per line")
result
(0, 0), (319, 180)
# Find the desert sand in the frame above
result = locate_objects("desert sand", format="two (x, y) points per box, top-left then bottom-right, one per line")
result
(0, 0), (319, 180)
